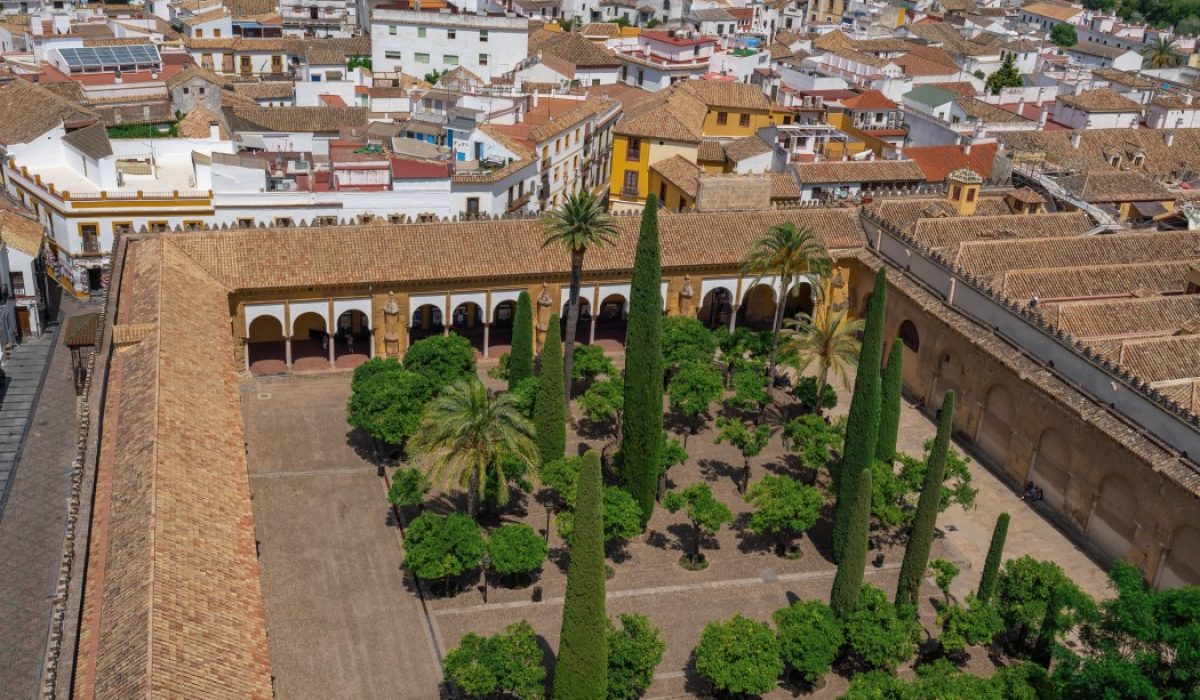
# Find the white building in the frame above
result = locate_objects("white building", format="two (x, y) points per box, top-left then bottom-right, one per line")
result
(280, 0), (359, 37)
(1053, 88), (1144, 129)
(1146, 93), (1200, 129)
(1065, 41), (1144, 71)
(615, 29), (718, 91)
(371, 3), (533, 83)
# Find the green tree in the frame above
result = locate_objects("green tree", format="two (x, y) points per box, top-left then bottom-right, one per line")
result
(1179, 15), (1200, 35)
(833, 270), (886, 561)
(667, 362), (723, 446)
(782, 413), (842, 470)
(746, 475), (822, 558)
(977, 512), (1010, 603)
(488, 353), (512, 381)
(879, 440), (977, 528)
(444, 620), (547, 700)
(740, 222), (832, 381)
(621, 195), (665, 525)
(347, 368), (433, 449)
(726, 359), (771, 421)
(509, 291), (535, 389)
(607, 613), (665, 700)
(995, 556), (1095, 658)
(553, 450), (608, 700)
(557, 486), (643, 555)
(508, 376), (539, 418)
(773, 600), (842, 686)
(1082, 0), (1116, 11)
(579, 375), (623, 440)
(843, 658), (1046, 699)
(937, 595), (1004, 656)
(781, 305), (862, 413)
(714, 417), (771, 494)
(830, 467), (872, 618)
(404, 334), (477, 391)
(404, 511), (485, 592)
(1142, 36), (1180, 67)
(694, 615), (783, 697)
(790, 376), (837, 413)
(487, 523), (548, 583)
(662, 315), (717, 370)
(985, 53), (1023, 95)
(896, 391), (955, 610)
(534, 316), (567, 465)
(876, 342), (903, 463)
(572, 343), (616, 385)
(543, 191), (618, 401)
(663, 482), (732, 568)
(409, 379), (540, 518)
(541, 456), (581, 507)
(388, 467), (430, 521)
(1050, 22), (1078, 48)
(930, 558), (960, 604)
(351, 356), (402, 393)
(843, 584), (921, 672)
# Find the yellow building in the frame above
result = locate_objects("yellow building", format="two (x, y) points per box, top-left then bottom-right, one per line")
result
(610, 80), (778, 209)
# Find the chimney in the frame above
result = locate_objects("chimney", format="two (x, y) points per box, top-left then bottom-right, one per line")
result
(1165, 130), (1176, 147)
(894, 144), (903, 160)
(963, 137), (972, 155)
(209, 120), (220, 141)
(1017, 97), (1025, 115)
(1038, 106), (1049, 127)
(1186, 94), (1195, 105)
(1071, 130), (1082, 148)
(532, 90), (539, 107)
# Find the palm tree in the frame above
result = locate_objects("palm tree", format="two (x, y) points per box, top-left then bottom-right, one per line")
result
(781, 303), (864, 409)
(741, 223), (832, 382)
(1142, 37), (1180, 69)
(408, 378), (540, 518)
(542, 191), (618, 401)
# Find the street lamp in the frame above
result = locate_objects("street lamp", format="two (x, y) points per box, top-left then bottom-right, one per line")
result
(544, 503), (555, 543)
(481, 554), (491, 604)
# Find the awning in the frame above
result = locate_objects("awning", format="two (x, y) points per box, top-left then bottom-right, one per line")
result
(64, 312), (100, 349)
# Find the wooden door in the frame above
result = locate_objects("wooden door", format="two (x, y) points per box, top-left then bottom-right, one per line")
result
(15, 307), (29, 336)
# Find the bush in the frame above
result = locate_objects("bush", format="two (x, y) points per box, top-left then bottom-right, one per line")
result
(487, 352), (511, 380)
(346, 369), (434, 447)
(403, 512), (485, 591)
(791, 376), (837, 412)
(388, 467), (430, 509)
(404, 334), (476, 390)
(937, 596), (1004, 656)
(843, 585), (921, 672)
(773, 600), (842, 685)
(486, 523), (548, 581)
(508, 377), (539, 419)
(572, 343), (616, 383)
(607, 613), (665, 700)
(541, 456), (581, 507)
(782, 414), (842, 470)
(662, 316), (717, 369)
(694, 614), (783, 697)
(556, 486), (643, 549)
(443, 620), (546, 700)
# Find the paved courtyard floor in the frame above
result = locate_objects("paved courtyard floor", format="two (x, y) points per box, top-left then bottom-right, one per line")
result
(241, 358), (1110, 700)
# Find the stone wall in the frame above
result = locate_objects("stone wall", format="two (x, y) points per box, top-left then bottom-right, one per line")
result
(695, 173), (771, 212)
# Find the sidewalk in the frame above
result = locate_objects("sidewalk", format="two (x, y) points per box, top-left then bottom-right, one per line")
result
(0, 318), (59, 517)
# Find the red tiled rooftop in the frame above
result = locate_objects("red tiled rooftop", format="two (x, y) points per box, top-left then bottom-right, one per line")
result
(391, 158), (449, 178)
(319, 93), (347, 107)
(839, 89), (897, 110)
(903, 142), (998, 182)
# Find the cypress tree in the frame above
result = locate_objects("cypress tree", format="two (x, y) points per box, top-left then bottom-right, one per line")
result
(832, 269), (887, 561)
(876, 341), (903, 464)
(895, 390), (955, 610)
(830, 467), (872, 618)
(509, 291), (534, 390)
(534, 315), (566, 465)
(622, 195), (664, 524)
(553, 450), (608, 700)
(976, 512), (1010, 604)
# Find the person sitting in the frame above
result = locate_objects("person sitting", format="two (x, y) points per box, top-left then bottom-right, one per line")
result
(1020, 481), (1036, 501)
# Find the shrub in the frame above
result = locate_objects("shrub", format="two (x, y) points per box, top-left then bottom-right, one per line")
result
(694, 615), (783, 697)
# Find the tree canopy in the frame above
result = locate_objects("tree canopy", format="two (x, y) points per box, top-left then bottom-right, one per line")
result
(404, 334), (477, 390)
(986, 53), (1023, 95)
(745, 475), (823, 556)
(444, 620), (546, 700)
(843, 584), (922, 672)
(693, 614), (783, 697)
(663, 482), (732, 567)
(347, 368), (433, 447)
(773, 600), (842, 685)
(1050, 22), (1078, 48)
(486, 523), (548, 579)
(403, 511), (485, 588)
(662, 316), (717, 370)
(607, 613), (665, 700)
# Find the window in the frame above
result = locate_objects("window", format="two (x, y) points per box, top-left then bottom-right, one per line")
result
(951, 185), (961, 200)
(148, 221), (169, 233)
(479, 53), (488, 65)
(466, 197), (479, 216)
(739, 113), (750, 127)
(418, 27), (426, 37)
(196, 28), (203, 37)
(1109, 155), (1122, 167)
(966, 188), (976, 202)
(622, 170), (638, 194)
(9, 272), (24, 296)
(213, 28), (221, 37)
(626, 137), (641, 160)
(198, 87), (205, 95)
(414, 52), (430, 63)
(717, 111), (728, 125)
(79, 223), (100, 253)
(389, 25), (396, 35)
(556, 138), (562, 153)
(237, 217), (255, 228)
(182, 86), (190, 94)
(444, 54), (459, 65)
(385, 51), (403, 60)
(447, 28), (456, 39)
(592, 78), (600, 86)
(1133, 153), (1145, 167)
(480, 29), (488, 42)
(659, 182), (667, 201)
(113, 221), (133, 235)
(274, 217), (293, 227)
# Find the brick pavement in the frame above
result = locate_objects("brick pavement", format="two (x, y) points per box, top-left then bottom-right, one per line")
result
(0, 297), (93, 700)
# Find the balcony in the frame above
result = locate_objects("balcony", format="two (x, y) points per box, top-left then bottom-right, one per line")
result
(506, 190), (532, 213)
(81, 237), (102, 256)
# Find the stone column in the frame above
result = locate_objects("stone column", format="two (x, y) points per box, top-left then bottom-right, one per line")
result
(589, 314), (597, 344)
(369, 329), (376, 358)
(728, 304), (739, 332)
(285, 335), (293, 369)
(483, 322), (490, 358)
(383, 291), (402, 359)
(328, 328), (336, 367)
(242, 338), (250, 373)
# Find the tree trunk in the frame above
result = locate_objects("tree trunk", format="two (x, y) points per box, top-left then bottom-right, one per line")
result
(767, 274), (790, 383)
(563, 250), (585, 401)
(467, 470), (480, 518)
(815, 365), (829, 415)
(690, 523), (701, 565)
(740, 457), (750, 494)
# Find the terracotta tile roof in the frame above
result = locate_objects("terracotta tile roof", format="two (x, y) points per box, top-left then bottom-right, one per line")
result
(1001, 260), (1196, 301)
(794, 159), (926, 185)
(769, 172), (801, 200)
(176, 106), (228, 138)
(1151, 93), (1197, 110)
(697, 138), (725, 161)
(850, 38), (913, 53)
(812, 30), (853, 52)
(903, 143), (998, 182)
(1092, 67), (1155, 89)
(223, 105), (367, 133)
(530, 28), (620, 67)
(180, 6), (228, 25)
(167, 209), (867, 291)
(1068, 40), (1131, 60)
(229, 81), (295, 100)
(1045, 294), (1200, 340)
(934, 81), (978, 97)
(958, 96), (1032, 123)
(166, 63), (229, 90)
(1057, 171), (1173, 202)
(74, 238), (273, 700)
(62, 122), (113, 160)
(1021, 1), (1082, 21)
(527, 97), (616, 142)
(839, 89), (896, 110)
(676, 79), (772, 111)
(894, 53), (959, 77)
(997, 127), (1200, 176)
(955, 229), (1200, 281)
(1007, 186), (1045, 203)
(1057, 88), (1143, 113)
(225, 0), (277, 17)
(40, 80), (87, 105)
(579, 22), (621, 38)
(721, 134), (772, 162)
(651, 154), (702, 197)
(0, 79), (97, 145)
(1155, 380), (1200, 413)
(912, 211), (1092, 255)
(869, 195), (1013, 232)
(1108, 335), (1200, 383)
(615, 86), (707, 142)
(0, 206), (44, 256)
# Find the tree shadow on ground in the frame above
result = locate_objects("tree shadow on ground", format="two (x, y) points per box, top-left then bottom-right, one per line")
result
(666, 522), (721, 555)
(697, 458), (740, 488)
(644, 529), (671, 550)
(682, 656), (715, 698)
(574, 418), (614, 441)
(549, 546), (570, 575)
(345, 427), (391, 468)
(663, 409), (694, 436)
(536, 635), (557, 694)
(807, 512), (838, 564)
(732, 510), (776, 555)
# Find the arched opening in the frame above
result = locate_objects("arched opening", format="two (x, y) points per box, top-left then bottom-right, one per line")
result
(560, 298), (592, 345)
(489, 300), (516, 356)
(1029, 428), (1071, 512)
(247, 315), (286, 375)
(592, 294), (627, 349)
(333, 309), (370, 368)
(1088, 473), (1139, 564)
(738, 283), (777, 330)
(1157, 524), (1200, 588)
(291, 311), (329, 371)
(897, 320), (920, 392)
(410, 304), (444, 343)
(451, 302), (485, 355)
(976, 384), (1015, 472)
(697, 288), (733, 329)
(783, 281), (815, 322)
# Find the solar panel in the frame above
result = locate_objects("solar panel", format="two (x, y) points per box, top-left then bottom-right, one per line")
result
(57, 45), (161, 70)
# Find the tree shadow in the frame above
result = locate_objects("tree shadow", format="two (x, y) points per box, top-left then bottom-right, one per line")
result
(666, 522), (721, 554)
(645, 529), (670, 550)
(806, 512), (838, 564)
(536, 634), (557, 695)
(732, 511), (776, 555)
(681, 655), (714, 698)
(548, 546), (570, 575)
(697, 458), (740, 487)
(345, 427), (389, 467)
(606, 539), (634, 564)
(663, 409), (695, 436)
(575, 418), (615, 441)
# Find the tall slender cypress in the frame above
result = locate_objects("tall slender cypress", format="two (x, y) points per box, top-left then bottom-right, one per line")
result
(976, 512), (1010, 604)
(509, 291), (534, 390)
(895, 391), (955, 610)
(622, 195), (664, 524)
(832, 269), (887, 561)
(830, 467), (872, 618)
(534, 315), (566, 465)
(876, 341), (903, 464)
(553, 450), (608, 700)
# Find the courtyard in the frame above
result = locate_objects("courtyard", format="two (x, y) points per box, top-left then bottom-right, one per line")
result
(241, 357), (1109, 700)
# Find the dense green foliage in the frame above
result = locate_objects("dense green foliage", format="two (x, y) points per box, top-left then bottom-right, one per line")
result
(1050, 22), (1078, 47)
(444, 620), (546, 700)
(782, 304), (862, 410)
(977, 512), (1010, 603)
(831, 467), (872, 618)
(986, 53), (1023, 95)
(578, 376), (623, 438)
(534, 316), (567, 465)
(663, 483), (732, 567)
(773, 600), (842, 684)
(388, 467), (430, 510)
(937, 595), (1004, 655)
(783, 414), (843, 470)
(842, 659), (1047, 699)
(606, 613), (665, 700)
(541, 456), (581, 507)
(694, 615), (783, 697)
(714, 417), (771, 492)
(557, 487), (643, 549)
(662, 316), (717, 370)
(745, 475), (822, 557)
(875, 342), (903, 464)
(896, 391), (955, 609)
(622, 195), (665, 525)
(994, 556), (1095, 659)
(108, 122), (177, 139)
(347, 367), (433, 447)
(403, 512), (485, 587)
(351, 356), (402, 393)
(553, 450), (608, 700)
(791, 376), (837, 413)
(668, 362), (723, 441)
(572, 344), (616, 384)
(930, 558), (960, 603)
(843, 584), (921, 672)
(726, 360), (771, 418)
(833, 270), (886, 561)
(508, 376), (539, 419)
(870, 439), (977, 530)
(486, 523), (548, 579)
(509, 291), (535, 389)
(404, 334), (477, 390)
